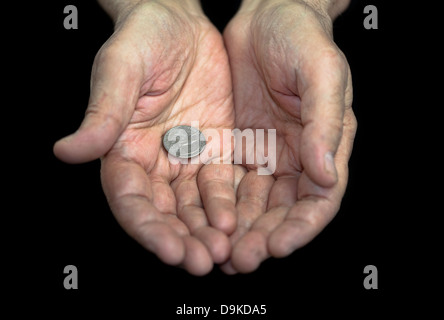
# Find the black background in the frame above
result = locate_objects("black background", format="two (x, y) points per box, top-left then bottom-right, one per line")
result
(7, 0), (426, 316)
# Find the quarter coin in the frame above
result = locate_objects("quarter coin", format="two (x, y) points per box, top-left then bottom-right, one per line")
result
(162, 125), (206, 159)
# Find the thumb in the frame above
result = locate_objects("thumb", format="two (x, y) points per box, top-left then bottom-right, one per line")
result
(298, 47), (351, 188)
(54, 47), (142, 164)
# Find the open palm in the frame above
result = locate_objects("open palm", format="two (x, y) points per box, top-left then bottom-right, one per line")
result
(222, 1), (357, 273)
(54, 2), (236, 275)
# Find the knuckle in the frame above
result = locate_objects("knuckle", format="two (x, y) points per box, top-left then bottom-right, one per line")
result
(93, 38), (138, 72)
(344, 109), (358, 137)
(299, 211), (320, 229)
(319, 47), (347, 70)
(84, 107), (122, 129)
(329, 117), (344, 135)
(319, 117), (343, 146)
(94, 43), (118, 67)
(345, 84), (353, 108)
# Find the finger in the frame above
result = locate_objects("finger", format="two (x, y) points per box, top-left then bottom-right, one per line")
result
(174, 178), (205, 230)
(235, 171), (274, 239)
(134, 221), (186, 266)
(175, 178), (230, 263)
(101, 154), (187, 265)
(193, 226), (230, 264)
(219, 260), (238, 275)
(181, 236), (213, 276)
(54, 45), (142, 164)
(230, 207), (288, 273)
(268, 116), (356, 257)
(219, 170), (273, 274)
(231, 231), (268, 273)
(233, 165), (247, 195)
(268, 197), (335, 258)
(198, 164), (237, 235)
(267, 169), (344, 257)
(150, 175), (177, 215)
(297, 41), (351, 187)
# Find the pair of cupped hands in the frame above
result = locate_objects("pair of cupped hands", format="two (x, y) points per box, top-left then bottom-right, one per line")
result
(54, 0), (357, 275)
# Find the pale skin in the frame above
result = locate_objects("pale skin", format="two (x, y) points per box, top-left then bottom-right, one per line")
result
(54, 0), (357, 275)
(222, 0), (357, 273)
(54, 0), (237, 276)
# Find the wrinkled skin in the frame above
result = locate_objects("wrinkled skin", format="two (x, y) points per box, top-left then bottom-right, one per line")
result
(54, 2), (237, 276)
(221, 1), (357, 273)
(54, 0), (357, 275)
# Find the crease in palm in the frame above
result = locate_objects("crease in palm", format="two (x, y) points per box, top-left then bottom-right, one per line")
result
(98, 5), (236, 275)
(55, 1), (356, 275)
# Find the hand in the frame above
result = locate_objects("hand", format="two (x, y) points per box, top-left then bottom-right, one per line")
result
(54, 0), (236, 275)
(222, 0), (357, 273)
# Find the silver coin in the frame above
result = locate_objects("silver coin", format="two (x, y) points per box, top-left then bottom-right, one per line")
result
(162, 125), (206, 159)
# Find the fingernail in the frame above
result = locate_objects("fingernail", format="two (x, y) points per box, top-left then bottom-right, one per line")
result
(324, 152), (338, 180)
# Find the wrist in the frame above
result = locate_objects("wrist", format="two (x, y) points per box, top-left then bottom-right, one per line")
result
(319, 0), (351, 20)
(239, 0), (350, 20)
(98, 0), (205, 24)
